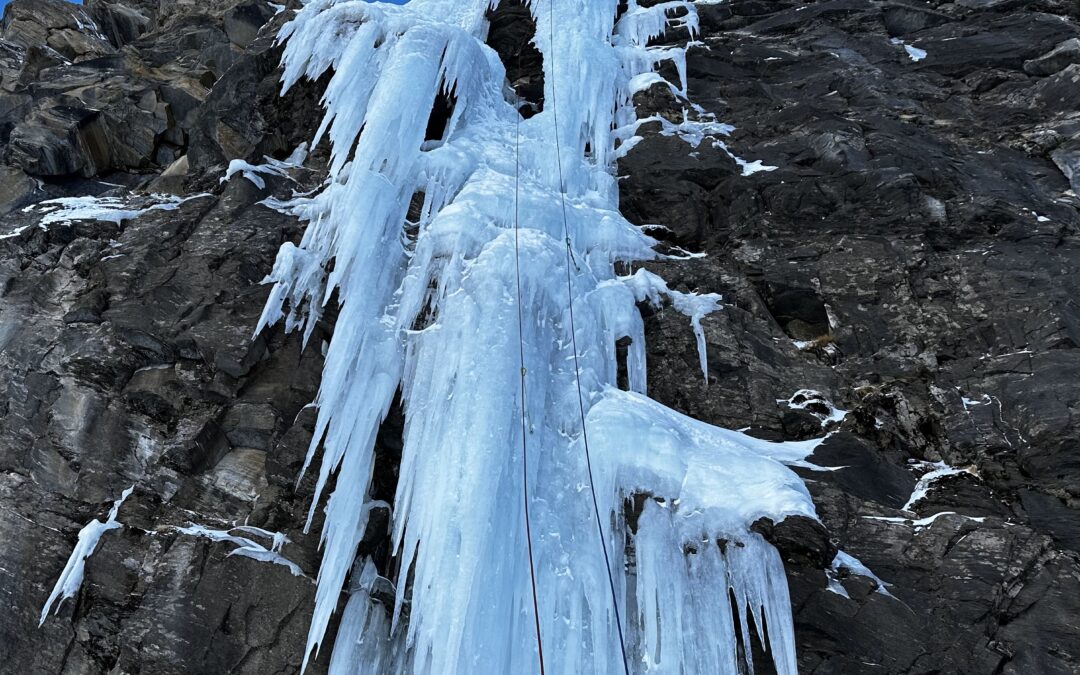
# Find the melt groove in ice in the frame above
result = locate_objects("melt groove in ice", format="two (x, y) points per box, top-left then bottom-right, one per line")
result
(259, 1), (824, 672)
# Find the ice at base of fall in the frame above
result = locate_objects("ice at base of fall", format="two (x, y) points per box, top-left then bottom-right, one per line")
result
(256, 0), (828, 673)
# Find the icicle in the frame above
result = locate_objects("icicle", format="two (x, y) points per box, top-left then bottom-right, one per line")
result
(617, 268), (721, 381)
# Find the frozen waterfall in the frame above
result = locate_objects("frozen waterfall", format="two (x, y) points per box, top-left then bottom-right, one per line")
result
(257, 0), (824, 672)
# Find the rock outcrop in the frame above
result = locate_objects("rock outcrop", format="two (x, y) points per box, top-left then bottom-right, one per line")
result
(0, 0), (1078, 674)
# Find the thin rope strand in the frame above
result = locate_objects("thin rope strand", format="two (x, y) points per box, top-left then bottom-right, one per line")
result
(546, 1), (632, 673)
(513, 89), (547, 675)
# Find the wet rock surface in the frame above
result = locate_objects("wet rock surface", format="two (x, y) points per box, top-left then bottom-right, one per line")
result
(0, 1), (1077, 674)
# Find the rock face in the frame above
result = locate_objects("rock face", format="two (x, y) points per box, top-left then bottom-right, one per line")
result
(626, 1), (1080, 673)
(0, 1), (1077, 674)
(0, 1), (335, 673)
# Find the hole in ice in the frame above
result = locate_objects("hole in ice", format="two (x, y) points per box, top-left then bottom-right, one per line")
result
(747, 610), (774, 673)
(367, 392), (403, 574)
(407, 282), (440, 333)
(403, 191), (425, 246)
(656, 59), (682, 85)
(615, 335), (632, 391)
(405, 191), (425, 223)
(306, 284), (339, 341)
(719, 582), (777, 674)
(727, 588), (749, 666)
(624, 492), (655, 534)
(485, 0), (545, 116)
(424, 90), (457, 142)
(727, 588), (774, 673)
(333, 394), (404, 622)
(370, 394), (404, 507)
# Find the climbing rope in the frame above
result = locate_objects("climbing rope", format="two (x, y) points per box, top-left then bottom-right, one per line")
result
(546, 1), (633, 673)
(513, 73), (547, 675)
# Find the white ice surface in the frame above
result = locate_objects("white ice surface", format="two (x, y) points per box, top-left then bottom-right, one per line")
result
(890, 37), (926, 62)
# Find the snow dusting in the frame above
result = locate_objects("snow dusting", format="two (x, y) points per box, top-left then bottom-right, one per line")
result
(174, 524), (308, 579)
(777, 389), (848, 428)
(617, 268), (721, 381)
(828, 550), (894, 599)
(902, 460), (977, 512)
(866, 511), (987, 530)
(4, 193), (211, 241)
(221, 143), (310, 189)
(890, 37), (927, 62)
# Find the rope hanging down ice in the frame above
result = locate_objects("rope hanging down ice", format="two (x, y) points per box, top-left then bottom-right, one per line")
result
(512, 85), (547, 675)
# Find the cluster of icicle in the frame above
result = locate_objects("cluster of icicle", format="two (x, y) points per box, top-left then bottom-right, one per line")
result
(259, 1), (824, 673)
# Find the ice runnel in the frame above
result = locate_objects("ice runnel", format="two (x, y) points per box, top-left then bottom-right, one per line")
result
(260, 1), (821, 673)
(39, 486), (134, 626)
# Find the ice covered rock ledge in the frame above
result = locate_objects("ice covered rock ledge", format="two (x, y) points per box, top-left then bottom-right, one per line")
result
(258, 1), (827, 672)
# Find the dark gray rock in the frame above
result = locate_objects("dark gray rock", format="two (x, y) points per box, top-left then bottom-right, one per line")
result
(913, 13), (1079, 77)
(223, 1), (275, 48)
(187, 20), (325, 174)
(1024, 37), (1080, 76)
(1031, 63), (1080, 113)
(1, 0), (115, 62)
(0, 2), (334, 673)
(85, 0), (152, 48)
(0, 163), (37, 213)
(752, 515), (837, 568)
(882, 3), (951, 37)
(485, 0), (544, 112)
(623, 0), (1080, 672)
(1052, 140), (1080, 193)
(6, 103), (112, 176)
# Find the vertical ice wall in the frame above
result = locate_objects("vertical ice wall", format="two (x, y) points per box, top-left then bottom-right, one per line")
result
(260, 1), (823, 672)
